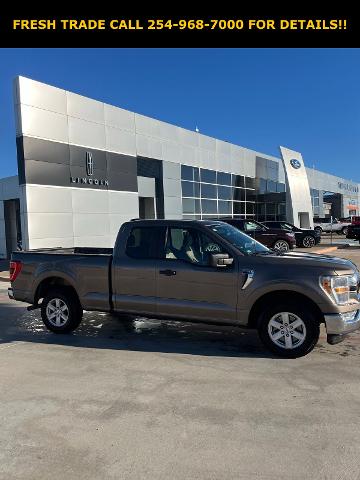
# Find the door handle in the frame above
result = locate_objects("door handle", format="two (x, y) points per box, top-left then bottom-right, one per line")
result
(159, 269), (177, 276)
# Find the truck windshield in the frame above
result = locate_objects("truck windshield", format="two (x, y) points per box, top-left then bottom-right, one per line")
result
(207, 223), (270, 256)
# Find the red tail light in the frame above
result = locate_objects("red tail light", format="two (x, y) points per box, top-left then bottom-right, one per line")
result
(9, 261), (22, 282)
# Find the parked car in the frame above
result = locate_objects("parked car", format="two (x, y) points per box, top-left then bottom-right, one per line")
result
(263, 221), (321, 248)
(313, 218), (351, 235)
(346, 224), (360, 244)
(8, 219), (360, 358)
(219, 218), (296, 252)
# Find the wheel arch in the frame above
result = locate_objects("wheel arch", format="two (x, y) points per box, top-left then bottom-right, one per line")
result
(34, 276), (81, 306)
(247, 290), (325, 329)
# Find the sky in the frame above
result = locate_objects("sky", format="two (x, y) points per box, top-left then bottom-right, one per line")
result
(0, 48), (359, 182)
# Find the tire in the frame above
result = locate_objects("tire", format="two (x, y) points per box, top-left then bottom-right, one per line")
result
(273, 239), (290, 252)
(41, 288), (83, 333)
(314, 227), (322, 235)
(341, 227), (348, 235)
(258, 302), (320, 358)
(302, 235), (316, 248)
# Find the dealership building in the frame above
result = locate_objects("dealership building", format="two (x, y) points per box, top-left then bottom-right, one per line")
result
(0, 76), (359, 258)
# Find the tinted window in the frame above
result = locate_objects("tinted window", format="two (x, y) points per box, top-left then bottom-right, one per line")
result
(245, 177), (255, 189)
(208, 223), (269, 255)
(245, 221), (263, 232)
(200, 168), (217, 184)
(182, 198), (200, 214)
(165, 228), (227, 266)
(181, 165), (194, 181)
(218, 186), (232, 200)
(201, 199), (217, 214)
(218, 201), (232, 215)
(126, 227), (161, 259)
(217, 172), (232, 185)
(201, 184), (217, 199)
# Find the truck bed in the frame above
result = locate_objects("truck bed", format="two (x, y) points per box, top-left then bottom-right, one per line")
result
(11, 248), (113, 311)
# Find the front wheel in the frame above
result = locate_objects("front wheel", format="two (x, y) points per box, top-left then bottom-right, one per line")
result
(273, 239), (290, 252)
(302, 235), (316, 248)
(41, 288), (83, 333)
(258, 303), (320, 358)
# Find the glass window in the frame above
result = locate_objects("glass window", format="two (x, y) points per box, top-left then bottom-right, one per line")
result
(126, 227), (161, 259)
(245, 221), (263, 232)
(247, 203), (255, 215)
(232, 175), (245, 188)
(266, 203), (276, 215)
(201, 199), (217, 214)
(233, 188), (245, 201)
(193, 168), (200, 182)
(258, 178), (267, 194)
(200, 168), (217, 184)
(201, 184), (217, 199)
(182, 181), (195, 197)
(182, 198), (200, 214)
(218, 201), (232, 215)
(245, 177), (255, 189)
(182, 181), (200, 197)
(233, 202), (245, 215)
(181, 165), (194, 181)
(165, 228), (227, 266)
(276, 183), (286, 193)
(208, 223), (269, 255)
(218, 185), (233, 200)
(267, 180), (276, 193)
(217, 172), (231, 185)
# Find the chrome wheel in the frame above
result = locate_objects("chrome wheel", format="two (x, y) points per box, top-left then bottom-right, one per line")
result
(273, 240), (289, 252)
(46, 298), (69, 327)
(302, 235), (315, 248)
(268, 312), (306, 350)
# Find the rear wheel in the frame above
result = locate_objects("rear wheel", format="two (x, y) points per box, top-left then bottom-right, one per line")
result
(314, 226), (322, 235)
(273, 239), (290, 252)
(302, 235), (316, 248)
(258, 302), (320, 358)
(41, 288), (83, 333)
(341, 226), (348, 235)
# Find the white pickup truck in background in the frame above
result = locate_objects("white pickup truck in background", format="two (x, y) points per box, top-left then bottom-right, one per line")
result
(313, 218), (351, 235)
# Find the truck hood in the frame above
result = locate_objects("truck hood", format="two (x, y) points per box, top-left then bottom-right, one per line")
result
(262, 250), (358, 274)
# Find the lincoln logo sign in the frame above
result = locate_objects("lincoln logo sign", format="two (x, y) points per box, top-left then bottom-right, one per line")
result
(86, 151), (94, 176)
(70, 151), (109, 187)
(290, 158), (301, 169)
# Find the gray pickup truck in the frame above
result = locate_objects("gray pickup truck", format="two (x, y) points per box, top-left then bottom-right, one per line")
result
(8, 219), (360, 358)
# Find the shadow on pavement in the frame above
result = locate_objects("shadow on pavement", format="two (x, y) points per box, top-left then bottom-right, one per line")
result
(0, 301), (278, 359)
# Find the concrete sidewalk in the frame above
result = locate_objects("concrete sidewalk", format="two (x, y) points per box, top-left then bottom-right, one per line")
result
(0, 260), (9, 282)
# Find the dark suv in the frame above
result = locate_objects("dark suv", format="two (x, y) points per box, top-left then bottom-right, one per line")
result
(263, 221), (321, 248)
(220, 218), (296, 252)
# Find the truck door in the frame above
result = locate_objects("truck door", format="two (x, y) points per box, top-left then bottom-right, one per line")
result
(156, 226), (239, 323)
(112, 225), (164, 315)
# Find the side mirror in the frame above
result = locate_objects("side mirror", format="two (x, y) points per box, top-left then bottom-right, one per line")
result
(210, 253), (234, 268)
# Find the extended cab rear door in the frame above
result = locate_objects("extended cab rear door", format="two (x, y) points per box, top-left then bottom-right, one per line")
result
(112, 224), (165, 316)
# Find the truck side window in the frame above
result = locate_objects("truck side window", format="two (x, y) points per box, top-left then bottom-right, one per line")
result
(165, 228), (226, 266)
(125, 227), (160, 259)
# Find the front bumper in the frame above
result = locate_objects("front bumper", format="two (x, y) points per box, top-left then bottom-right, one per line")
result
(8, 288), (14, 300)
(324, 309), (360, 335)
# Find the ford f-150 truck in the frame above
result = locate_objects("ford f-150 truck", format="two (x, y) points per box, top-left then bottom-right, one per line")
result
(8, 220), (360, 358)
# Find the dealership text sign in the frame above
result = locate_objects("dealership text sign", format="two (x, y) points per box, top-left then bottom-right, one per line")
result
(12, 18), (348, 31)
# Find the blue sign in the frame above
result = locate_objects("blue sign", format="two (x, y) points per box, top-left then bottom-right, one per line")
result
(290, 158), (301, 169)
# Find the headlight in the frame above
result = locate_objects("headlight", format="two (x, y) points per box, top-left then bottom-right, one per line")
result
(320, 274), (359, 305)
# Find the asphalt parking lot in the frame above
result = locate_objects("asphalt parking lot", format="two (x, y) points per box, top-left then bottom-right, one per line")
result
(1, 242), (360, 480)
